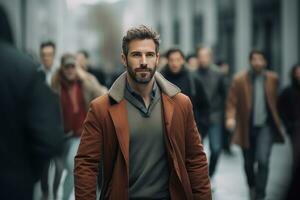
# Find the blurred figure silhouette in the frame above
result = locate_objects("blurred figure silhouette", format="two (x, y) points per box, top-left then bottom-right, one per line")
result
(278, 64), (300, 163)
(195, 47), (226, 182)
(226, 50), (284, 200)
(0, 5), (64, 200)
(38, 41), (56, 86)
(278, 64), (300, 200)
(51, 53), (107, 200)
(216, 60), (234, 155)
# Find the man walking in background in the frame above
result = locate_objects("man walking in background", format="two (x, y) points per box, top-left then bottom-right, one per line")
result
(38, 41), (57, 86)
(226, 50), (284, 200)
(195, 47), (226, 182)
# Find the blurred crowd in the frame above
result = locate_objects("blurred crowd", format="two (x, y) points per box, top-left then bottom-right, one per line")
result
(1, 4), (299, 200)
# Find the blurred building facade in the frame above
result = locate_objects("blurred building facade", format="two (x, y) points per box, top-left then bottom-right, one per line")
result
(1, 0), (299, 86)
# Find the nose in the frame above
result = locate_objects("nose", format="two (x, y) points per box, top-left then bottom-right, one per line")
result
(141, 54), (147, 65)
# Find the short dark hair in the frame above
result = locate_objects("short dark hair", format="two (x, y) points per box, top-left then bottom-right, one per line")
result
(122, 25), (160, 56)
(166, 48), (185, 59)
(78, 50), (89, 59)
(249, 49), (266, 61)
(186, 54), (196, 62)
(40, 41), (56, 52)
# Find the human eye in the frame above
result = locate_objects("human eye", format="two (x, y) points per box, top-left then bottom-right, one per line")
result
(146, 52), (155, 57)
(131, 52), (141, 57)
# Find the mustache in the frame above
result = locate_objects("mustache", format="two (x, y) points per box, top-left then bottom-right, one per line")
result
(135, 66), (152, 72)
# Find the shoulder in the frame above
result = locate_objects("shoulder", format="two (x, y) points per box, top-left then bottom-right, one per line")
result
(232, 70), (248, 82)
(90, 94), (110, 109)
(265, 70), (279, 80)
(172, 92), (193, 111)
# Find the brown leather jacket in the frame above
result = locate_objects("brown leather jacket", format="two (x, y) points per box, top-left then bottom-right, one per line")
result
(74, 72), (211, 200)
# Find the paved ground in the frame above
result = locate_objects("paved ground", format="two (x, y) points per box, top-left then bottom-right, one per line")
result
(205, 135), (293, 200)
(34, 135), (293, 200)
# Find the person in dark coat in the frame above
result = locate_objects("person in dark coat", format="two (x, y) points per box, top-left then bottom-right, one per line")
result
(0, 6), (64, 200)
(160, 48), (210, 133)
(195, 47), (226, 180)
(278, 64), (300, 200)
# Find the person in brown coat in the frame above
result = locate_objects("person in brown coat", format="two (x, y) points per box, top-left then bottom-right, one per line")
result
(226, 50), (284, 200)
(74, 25), (211, 200)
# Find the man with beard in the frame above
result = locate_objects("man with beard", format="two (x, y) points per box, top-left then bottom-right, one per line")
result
(74, 25), (211, 200)
(226, 50), (284, 200)
(160, 48), (209, 136)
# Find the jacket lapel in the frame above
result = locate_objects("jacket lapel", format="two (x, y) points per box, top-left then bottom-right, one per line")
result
(162, 94), (174, 137)
(109, 99), (130, 175)
(161, 93), (182, 182)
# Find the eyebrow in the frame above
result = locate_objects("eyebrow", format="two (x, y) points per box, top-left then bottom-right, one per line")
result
(129, 50), (156, 54)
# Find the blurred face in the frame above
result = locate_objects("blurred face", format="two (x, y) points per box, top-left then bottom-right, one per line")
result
(295, 67), (300, 82)
(76, 53), (88, 70)
(41, 46), (55, 70)
(167, 51), (185, 74)
(62, 64), (77, 81)
(188, 57), (198, 70)
(250, 53), (267, 73)
(219, 63), (229, 75)
(197, 48), (212, 68)
(122, 39), (159, 84)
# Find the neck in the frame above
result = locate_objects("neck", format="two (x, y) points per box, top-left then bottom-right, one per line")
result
(126, 74), (154, 107)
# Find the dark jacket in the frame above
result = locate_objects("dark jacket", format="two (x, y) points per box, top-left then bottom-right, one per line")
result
(74, 72), (212, 200)
(195, 67), (226, 124)
(278, 84), (300, 137)
(0, 41), (64, 200)
(161, 65), (210, 129)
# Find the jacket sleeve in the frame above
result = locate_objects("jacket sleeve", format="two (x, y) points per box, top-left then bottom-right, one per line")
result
(74, 102), (103, 200)
(226, 78), (238, 121)
(185, 98), (212, 200)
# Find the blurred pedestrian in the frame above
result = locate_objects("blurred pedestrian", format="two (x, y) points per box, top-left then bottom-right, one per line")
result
(37, 41), (63, 200)
(216, 60), (233, 155)
(51, 53), (107, 200)
(226, 50), (284, 200)
(161, 47), (210, 135)
(76, 50), (107, 87)
(0, 5), (64, 200)
(278, 64), (300, 165)
(74, 25), (211, 200)
(195, 47), (226, 181)
(38, 41), (56, 86)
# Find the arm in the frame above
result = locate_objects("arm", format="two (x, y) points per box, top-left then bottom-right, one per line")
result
(225, 78), (238, 130)
(185, 98), (212, 200)
(74, 102), (103, 200)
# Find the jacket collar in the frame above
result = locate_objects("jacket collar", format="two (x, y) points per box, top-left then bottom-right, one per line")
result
(108, 71), (180, 103)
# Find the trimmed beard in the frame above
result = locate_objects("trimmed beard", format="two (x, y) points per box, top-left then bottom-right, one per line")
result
(126, 60), (157, 84)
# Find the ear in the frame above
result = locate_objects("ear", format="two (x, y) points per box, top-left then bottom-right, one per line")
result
(121, 53), (127, 67)
(156, 52), (160, 66)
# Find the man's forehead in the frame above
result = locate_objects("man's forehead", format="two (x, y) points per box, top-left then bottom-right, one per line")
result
(128, 39), (156, 53)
